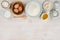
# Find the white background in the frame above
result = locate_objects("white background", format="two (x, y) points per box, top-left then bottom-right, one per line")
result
(0, 0), (60, 40)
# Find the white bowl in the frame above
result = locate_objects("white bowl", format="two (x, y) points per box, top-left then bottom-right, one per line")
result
(43, 0), (53, 12)
(50, 9), (59, 18)
(54, 1), (60, 9)
(2, 10), (12, 19)
(1, 1), (10, 9)
(25, 1), (42, 17)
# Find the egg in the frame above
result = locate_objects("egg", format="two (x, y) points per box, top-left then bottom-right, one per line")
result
(14, 3), (19, 9)
(18, 6), (23, 12)
(13, 9), (19, 13)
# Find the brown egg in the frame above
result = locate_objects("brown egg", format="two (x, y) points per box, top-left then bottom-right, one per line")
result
(13, 8), (19, 13)
(18, 6), (22, 12)
(14, 3), (19, 9)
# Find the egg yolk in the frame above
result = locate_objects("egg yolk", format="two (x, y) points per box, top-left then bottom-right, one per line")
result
(42, 13), (48, 20)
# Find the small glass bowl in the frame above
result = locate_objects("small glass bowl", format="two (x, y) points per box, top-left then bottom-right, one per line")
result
(1, 1), (10, 9)
(42, 0), (53, 12)
(53, 1), (60, 9)
(50, 9), (59, 19)
(2, 10), (12, 19)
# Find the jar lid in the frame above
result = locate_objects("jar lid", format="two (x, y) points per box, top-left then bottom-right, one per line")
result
(25, 1), (42, 17)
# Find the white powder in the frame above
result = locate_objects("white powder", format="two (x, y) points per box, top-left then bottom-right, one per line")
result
(25, 1), (41, 17)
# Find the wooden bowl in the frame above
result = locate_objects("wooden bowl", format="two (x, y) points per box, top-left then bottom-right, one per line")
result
(10, 1), (24, 15)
